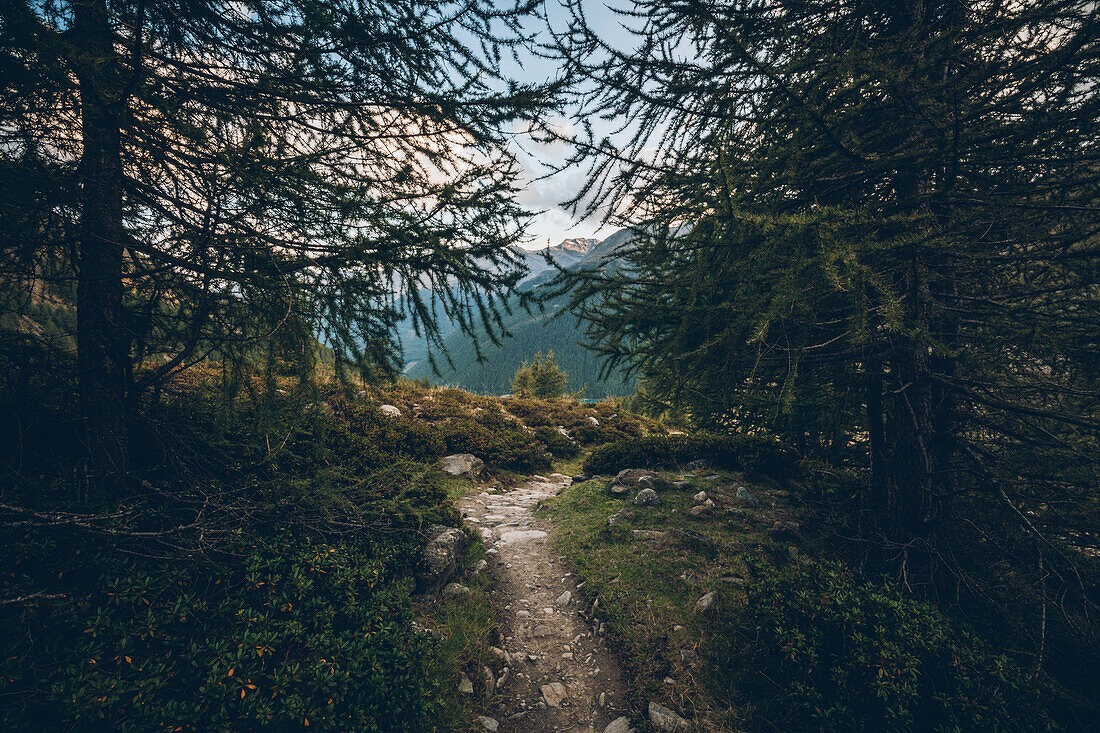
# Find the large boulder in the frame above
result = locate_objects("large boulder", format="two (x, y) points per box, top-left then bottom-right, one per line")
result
(438, 453), (484, 478)
(418, 525), (468, 592)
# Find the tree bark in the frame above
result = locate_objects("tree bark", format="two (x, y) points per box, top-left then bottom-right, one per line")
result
(73, 0), (129, 494)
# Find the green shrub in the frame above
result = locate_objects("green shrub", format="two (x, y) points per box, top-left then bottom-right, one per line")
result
(583, 433), (794, 478)
(533, 426), (580, 458)
(512, 351), (569, 399)
(708, 559), (1054, 732)
(1, 534), (453, 732)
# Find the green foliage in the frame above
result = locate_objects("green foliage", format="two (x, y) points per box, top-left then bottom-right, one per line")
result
(409, 298), (635, 398)
(583, 434), (794, 480)
(533, 426), (580, 459)
(709, 559), (1055, 732)
(512, 351), (569, 399)
(1, 532), (456, 731)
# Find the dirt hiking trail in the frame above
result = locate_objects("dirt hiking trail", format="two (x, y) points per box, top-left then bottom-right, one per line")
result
(458, 474), (632, 733)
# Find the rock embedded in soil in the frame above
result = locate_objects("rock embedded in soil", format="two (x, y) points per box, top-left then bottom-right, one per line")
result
(648, 701), (689, 731)
(696, 591), (718, 613)
(379, 404), (401, 417)
(541, 681), (568, 707)
(633, 488), (660, 506)
(442, 582), (471, 599)
(417, 525), (468, 591)
(632, 529), (667, 544)
(604, 717), (633, 733)
(735, 484), (761, 505)
(693, 490), (708, 502)
(556, 590), (572, 607)
(459, 672), (474, 694)
(478, 715), (499, 731)
(614, 468), (660, 487)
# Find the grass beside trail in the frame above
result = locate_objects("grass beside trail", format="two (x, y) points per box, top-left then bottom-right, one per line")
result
(539, 467), (803, 731)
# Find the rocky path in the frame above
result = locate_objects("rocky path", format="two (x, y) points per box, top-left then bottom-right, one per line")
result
(457, 474), (632, 733)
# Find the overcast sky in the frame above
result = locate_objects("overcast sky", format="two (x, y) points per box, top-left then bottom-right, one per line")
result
(499, 1), (630, 249)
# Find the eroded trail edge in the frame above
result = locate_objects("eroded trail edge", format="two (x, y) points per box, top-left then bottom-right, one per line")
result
(458, 474), (630, 733)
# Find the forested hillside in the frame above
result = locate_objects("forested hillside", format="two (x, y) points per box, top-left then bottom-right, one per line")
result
(408, 228), (638, 396)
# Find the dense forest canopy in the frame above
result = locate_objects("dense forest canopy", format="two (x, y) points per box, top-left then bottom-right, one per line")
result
(552, 0), (1099, 680)
(0, 0), (554, 488)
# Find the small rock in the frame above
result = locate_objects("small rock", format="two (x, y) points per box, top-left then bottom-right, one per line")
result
(482, 666), (494, 699)
(556, 591), (572, 607)
(648, 701), (689, 731)
(684, 459), (709, 471)
(671, 480), (691, 490)
(489, 646), (510, 666)
(604, 717), (632, 733)
(735, 485), (760, 506)
(438, 453), (484, 478)
(417, 525), (468, 592)
(541, 681), (568, 708)
(458, 672), (473, 694)
(442, 582), (471, 599)
(610, 484), (630, 496)
(696, 591), (718, 613)
(587, 416), (600, 426)
(532, 624), (551, 637)
(478, 715), (499, 731)
(607, 510), (628, 528)
(379, 404), (401, 417)
(614, 468), (660, 487)
(631, 529), (667, 544)
(356, 390), (368, 401)
(598, 692), (607, 708)
(633, 488), (660, 506)
(496, 667), (511, 689)
(573, 473), (592, 483)
(636, 476), (657, 489)
(693, 491), (708, 502)
(474, 559), (488, 573)
(688, 504), (712, 518)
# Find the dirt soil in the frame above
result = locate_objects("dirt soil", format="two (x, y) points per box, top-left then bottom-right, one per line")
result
(458, 474), (631, 733)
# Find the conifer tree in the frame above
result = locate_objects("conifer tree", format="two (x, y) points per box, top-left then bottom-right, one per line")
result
(512, 351), (568, 399)
(0, 0), (551, 488)
(552, 0), (1099, 671)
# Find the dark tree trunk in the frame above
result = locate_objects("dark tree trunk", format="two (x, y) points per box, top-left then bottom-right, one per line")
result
(73, 0), (129, 494)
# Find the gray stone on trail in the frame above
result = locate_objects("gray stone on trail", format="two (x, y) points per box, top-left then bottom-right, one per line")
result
(442, 582), (472, 599)
(532, 624), (552, 637)
(489, 646), (510, 666)
(495, 667), (511, 689)
(736, 485), (761, 506)
(498, 529), (548, 544)
(648, 701), (689, 731)
(474, 559), (488, 573)
(556, 590), (572, 607)
(458, 672), (473, 694)
(604, 717), (633, 733)
(478, 715), (499, 731)
(379, 404), (401, 417)
(541, 682), (568, 708)
(693, 491), (708, 502)
(417, 525), (467, 592)
(633, 488), (660, 506)
(438, 453), (484, 477)
(696, 591), (718, 613)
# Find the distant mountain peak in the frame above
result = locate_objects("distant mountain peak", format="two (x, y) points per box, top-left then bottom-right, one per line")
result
(551, 237), (598, 254)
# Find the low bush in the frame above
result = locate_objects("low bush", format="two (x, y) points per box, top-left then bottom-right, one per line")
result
(1, 532), (455, 731)
(533, 426), (580, 459)
(708, 559), (1054, 732)
(583, 433), (794, 479)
